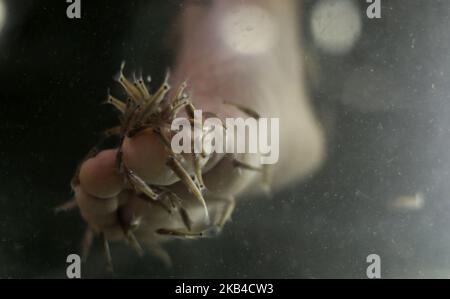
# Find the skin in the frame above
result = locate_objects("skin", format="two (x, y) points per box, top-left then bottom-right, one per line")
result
(74, 0), (325, 250)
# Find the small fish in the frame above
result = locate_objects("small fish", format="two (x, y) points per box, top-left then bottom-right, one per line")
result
(54, 198), (78, 213)
(223, 100), (261, 119)
(103, 126), (121, 137)
(138, 74), (171, 121)
(115, 61), (144, 103)
(126, 168), (159, 201)
(156, 228), (203, 239)
(135, 74), (151, 99)
(156, 226), (219, 239)
(105, 92), (126, 114)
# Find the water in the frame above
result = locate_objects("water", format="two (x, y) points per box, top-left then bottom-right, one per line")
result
(1, 0), (450, 278)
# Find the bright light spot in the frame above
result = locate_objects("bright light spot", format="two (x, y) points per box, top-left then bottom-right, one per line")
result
(310, 0), (361, 55)
(221, 5), (276, 55)
(387, 192), (425, 212)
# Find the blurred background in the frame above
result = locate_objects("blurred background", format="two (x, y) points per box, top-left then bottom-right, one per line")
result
(1, 0), (450, 278)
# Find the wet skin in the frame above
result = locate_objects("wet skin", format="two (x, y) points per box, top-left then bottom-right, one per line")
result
(73, 0), (325, 258)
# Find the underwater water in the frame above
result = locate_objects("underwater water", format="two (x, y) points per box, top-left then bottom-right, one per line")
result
(1, 0), (450, 279)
